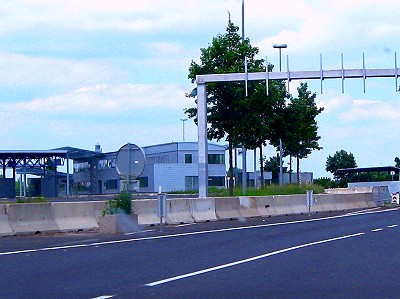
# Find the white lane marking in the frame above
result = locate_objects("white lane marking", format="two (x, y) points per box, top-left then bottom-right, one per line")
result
(371, 228), (383, 232)
(388, 224), (398, 228)
(144, 232), (365, 287)
(175, 223), (197, 227)
(124, 229), (155, 236)
(92, 296), (115, 299)
(345, 207), (380, 216)
(0, 208), (397, 257)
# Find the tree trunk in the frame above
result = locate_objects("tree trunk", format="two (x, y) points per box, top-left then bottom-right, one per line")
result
(259, 145), (264, 188)
(297, 156), (300, 184)
(228, 141), (234, 196)
(289, 155), (292, 184)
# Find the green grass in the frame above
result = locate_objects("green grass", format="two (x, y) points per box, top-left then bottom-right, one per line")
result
(14, 196), (48, 203)
(169, 184), (325, 197)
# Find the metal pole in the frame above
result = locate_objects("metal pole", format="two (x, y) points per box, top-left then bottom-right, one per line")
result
(66, 151), (70, 196)
(273, 44), (287, 185)
(197, 83), (208, 198)
(180, 119), (187, 142)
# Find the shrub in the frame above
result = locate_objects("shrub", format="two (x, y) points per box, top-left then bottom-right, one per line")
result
(102, 191), (132, 216)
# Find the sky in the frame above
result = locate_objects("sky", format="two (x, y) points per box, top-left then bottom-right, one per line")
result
(0, 0), (399, 179)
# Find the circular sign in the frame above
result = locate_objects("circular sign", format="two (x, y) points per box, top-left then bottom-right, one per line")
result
(115, 143), (146, 179)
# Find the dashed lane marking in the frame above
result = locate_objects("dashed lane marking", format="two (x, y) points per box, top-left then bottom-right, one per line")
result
(144, 232), (365, 287)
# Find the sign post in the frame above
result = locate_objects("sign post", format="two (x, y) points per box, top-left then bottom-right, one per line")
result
(307, 190), (314, 216)
(157, 192), (167, 232)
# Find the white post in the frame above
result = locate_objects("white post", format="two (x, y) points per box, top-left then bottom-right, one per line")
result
(197, 83), (208, 198)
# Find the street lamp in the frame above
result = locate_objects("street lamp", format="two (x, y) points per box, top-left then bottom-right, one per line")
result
(273, 44), (287, 71)
(273, 44), (287, 185)
(180, 118), (187, 142)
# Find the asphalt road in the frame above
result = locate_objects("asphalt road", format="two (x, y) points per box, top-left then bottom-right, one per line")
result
(0, 208), (399, 298)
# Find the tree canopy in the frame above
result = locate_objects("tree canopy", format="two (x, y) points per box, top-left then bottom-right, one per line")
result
(326, 150), (357, 184)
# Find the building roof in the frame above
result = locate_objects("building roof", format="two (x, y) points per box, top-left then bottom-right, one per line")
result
(337, 166), (400, 174)
(53, 146), (104, 160)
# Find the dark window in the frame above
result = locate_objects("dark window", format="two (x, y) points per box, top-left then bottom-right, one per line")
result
(208, 154), (225, 164)
(185, 154), (193, 164)
(209, 176), (225, 186)
(185, 176), (198, 190)
(139, 177), (149, 188)
(105, 179), (118, 190)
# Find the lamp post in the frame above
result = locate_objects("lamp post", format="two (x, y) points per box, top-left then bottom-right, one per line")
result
(273, 44), (287, 71)
(180, 118), (187, 142)
(273, 43), (287, 185)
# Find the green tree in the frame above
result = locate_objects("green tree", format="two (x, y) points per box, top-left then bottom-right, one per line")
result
(276, 83), (323, 183)
(264, 155), (287, 184)
(185, 18), (263, 195)
(394, 157), (400, 168)
(234, 66), (288, 186)
(326, 150), (357, 185)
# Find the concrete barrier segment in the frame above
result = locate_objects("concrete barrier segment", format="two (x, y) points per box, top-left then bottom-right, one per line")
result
(272, 195), (295, 215)
(214, 197), (241, 220)
(52, 202), (100, 231)
(254, 196), (279, 217)
(133, 199), (159, 225)
(0, 204), (13, 236)
(189, 198), (217, 222)
(8, 203), (60, 234)
(164, 198), (194, 224)
(312, 194), (338, 212)
(288, 194), (308, 214)
(238, 197), (261, 218)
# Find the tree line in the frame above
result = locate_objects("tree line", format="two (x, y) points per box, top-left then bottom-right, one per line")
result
(185, 19), (323, 195)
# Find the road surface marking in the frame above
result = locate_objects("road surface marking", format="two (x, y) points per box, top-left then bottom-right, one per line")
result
(388, 224), (398, 228)
(92, 296), (115, 299)
(144, 232), (365, 287)
(124, 229), (155, 236)
(0, 208), (397, 257)
(371, 228), (383, 232)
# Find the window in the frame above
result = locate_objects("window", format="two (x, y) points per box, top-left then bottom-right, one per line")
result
(73, 162), (90, 172)
(98, 158), (115, 170)
(104, 179), (118, 190)
(209, 176), (225, 186)
(208, 154), (225, 164)
(185, 154), (193, 164)
(139, 177), (148, 188)
(185, 176), (198, 190)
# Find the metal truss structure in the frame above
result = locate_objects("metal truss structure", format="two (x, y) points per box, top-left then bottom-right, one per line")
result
(0, 150), (69, 197)
(196, 53), (399, 198)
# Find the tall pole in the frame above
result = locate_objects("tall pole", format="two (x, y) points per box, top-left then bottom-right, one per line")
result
(180, 118), (187, 142)
(241, 0), (247, 195)
(273, 44), (287, 185)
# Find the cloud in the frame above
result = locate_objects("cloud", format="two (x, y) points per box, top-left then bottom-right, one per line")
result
(1, 83), (189, 115)
(0, 52), (127, 89)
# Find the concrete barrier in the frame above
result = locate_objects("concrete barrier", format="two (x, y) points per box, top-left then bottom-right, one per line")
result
(165, 198), (194, 224)
(255, 196), (279, 217)
(53, 201), (103, 231)
(8, 203), (60, 234)
(0, 204), (13, 236)
(190, 198), (217, 222)
(238, 197), (261, 218)
(133, 199), (159, 225)
(214, 197), (241, 220)
(312, 194), (338, 212)
(288, 195), (307, 214)
(365, 193), (377, 208)
(272, 195), (295, 215)
(343, 193), (368, 210)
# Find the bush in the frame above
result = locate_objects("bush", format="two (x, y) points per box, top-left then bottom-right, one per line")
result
(102, 191), (132, 216)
